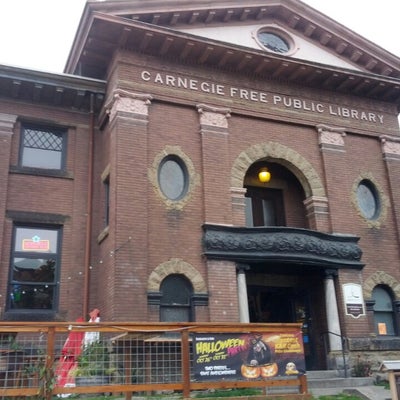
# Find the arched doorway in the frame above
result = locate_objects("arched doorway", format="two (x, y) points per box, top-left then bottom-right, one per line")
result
(243, 160), (319, 368)
(244, 161), (307, 229)
(203, 142), (363, 371)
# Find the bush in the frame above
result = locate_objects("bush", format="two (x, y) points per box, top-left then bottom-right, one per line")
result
(352, 356), (372, 377)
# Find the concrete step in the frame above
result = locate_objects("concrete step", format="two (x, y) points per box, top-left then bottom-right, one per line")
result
(307, 370), (374, 389)
(344, 387), (391, 400)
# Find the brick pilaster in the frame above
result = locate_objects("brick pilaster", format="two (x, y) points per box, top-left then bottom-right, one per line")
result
(0, 114), (17, 304)
(316, 124), (347, 232)
(101, 89), (152, 320)
(197, 103), (232, 224)
(380, 135), (400, 258)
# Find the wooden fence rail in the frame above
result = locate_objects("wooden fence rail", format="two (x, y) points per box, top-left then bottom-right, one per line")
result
(0, 322), (310, 399)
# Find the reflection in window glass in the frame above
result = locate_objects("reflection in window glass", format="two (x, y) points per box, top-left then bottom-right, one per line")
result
(21, 125), (65, 169)
(257, 31), (290, 53)
(357, 180), (379, 220)
(9, 226), (60, 311)
(158, 156), (188, 200)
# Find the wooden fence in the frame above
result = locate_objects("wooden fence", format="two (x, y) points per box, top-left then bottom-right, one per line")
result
(0, 322), (310, 399)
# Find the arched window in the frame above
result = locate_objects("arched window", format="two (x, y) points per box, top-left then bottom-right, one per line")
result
(372, 285), (396, 335)
(160, 274), (193, 322)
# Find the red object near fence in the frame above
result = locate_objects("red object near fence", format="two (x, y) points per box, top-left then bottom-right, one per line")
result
(55, 317), (85, 388)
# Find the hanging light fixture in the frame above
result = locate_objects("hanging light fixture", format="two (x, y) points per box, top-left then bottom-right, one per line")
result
(258, 167), (271, 183)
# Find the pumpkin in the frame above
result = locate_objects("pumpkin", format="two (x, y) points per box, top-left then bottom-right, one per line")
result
(240, 364), (261, 379)
(260, 363), (278, 378)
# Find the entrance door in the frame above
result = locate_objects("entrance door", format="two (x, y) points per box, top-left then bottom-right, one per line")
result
(247, 286), (316, 369)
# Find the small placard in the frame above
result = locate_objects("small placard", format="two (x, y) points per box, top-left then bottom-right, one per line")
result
(343, 283), (365, 318)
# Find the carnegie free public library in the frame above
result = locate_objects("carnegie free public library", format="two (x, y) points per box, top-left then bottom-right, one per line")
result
(1, 0), (400, 371)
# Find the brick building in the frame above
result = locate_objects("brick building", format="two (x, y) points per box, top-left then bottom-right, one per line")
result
(1, 0), (400, 370)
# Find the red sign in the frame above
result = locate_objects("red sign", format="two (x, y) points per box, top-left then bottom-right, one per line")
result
(22, 239), (50, 252)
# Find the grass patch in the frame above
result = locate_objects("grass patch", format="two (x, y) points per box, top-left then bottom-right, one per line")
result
(193, 388), (263, 398)
(53, 390), (366, 400)
(317, 395), (364, 400)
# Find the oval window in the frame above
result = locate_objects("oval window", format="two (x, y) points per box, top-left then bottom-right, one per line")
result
(158, 156), (188, 201)
(257, 31), (290, 53)
(357, 180), (380, 220)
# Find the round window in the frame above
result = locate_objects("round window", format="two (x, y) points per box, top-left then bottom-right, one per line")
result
(357, 180), (380, 220)
(257, 31), (290, 53)
(158, 156), (188, 201)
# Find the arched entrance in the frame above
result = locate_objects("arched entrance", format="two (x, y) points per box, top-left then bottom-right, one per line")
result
(203, 142), (364, 370)
(203, 224), (363, 370)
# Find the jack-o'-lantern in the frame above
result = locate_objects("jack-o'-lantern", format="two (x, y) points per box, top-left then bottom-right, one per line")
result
(260, 363), (278, 378)
(241, 364), (260, 379)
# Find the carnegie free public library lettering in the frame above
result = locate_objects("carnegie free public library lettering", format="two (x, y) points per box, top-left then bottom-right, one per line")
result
(1, 0), (400, 372)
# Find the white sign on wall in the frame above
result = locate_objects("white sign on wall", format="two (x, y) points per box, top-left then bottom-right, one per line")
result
(343, 283), (366, 318)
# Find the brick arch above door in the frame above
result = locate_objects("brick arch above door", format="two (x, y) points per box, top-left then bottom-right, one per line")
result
(231, 141), (326, 199)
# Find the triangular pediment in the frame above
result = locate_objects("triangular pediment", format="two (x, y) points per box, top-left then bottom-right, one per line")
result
(65, 0), (400, 107)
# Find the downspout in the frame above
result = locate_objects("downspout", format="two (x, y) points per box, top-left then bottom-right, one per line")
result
(83, 93), (95, 318)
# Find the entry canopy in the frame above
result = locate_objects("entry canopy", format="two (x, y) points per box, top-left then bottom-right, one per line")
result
(202, 224), (364, 269)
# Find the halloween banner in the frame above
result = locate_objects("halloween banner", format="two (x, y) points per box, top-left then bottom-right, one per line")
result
(193, 331), (305, 381)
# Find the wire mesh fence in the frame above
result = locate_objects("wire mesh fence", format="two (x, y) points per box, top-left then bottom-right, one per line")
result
(0, 322), (309, 399)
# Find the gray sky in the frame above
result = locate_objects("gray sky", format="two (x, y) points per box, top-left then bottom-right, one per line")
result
(0, 0), (399, 73)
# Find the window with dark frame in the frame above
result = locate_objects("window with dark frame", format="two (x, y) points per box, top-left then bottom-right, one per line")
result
(160, 274), (193, 322)
(357, 179), (380, 220)
(257, 31), (290, 53)
(104, 176), (110, 227)
(245, 187), (286, 227)
(372, 285), (396, 335)
(8, 225), (61, 312)
(20, 124), (66, 170)
(158, 155), (188, 201)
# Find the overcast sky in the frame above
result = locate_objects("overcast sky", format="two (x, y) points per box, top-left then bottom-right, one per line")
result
(0, 0), (399, 73)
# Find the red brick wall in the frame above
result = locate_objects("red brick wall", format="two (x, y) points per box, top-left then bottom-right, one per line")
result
(0, 102), (92, 320)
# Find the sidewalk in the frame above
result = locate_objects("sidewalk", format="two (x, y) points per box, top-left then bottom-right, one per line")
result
(310, 385), (391, 400)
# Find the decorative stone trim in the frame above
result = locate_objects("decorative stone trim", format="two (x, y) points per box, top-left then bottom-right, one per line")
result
(147, 258), (207, 293)
(351, 172), (388, 229)
(0, 113), (17, 136)
(148, 145), (200, 210)
(304, 196), (329, 217)
(197, 103), (231, 129)
(363, 271), (400, 300)
(203, 223), (363, 268)
(230, 187), (247, 206)
(380, 135), (400, 160)
(231, 141), (326, 198)
(316, 124), (346, 151)
(104, 89), (152, 122)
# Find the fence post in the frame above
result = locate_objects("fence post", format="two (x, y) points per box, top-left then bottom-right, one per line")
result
(181, 330), (190, 398)
(124, 341), (133, 400)
(45, 326), (56, 400)
(299, 374), (308, 394)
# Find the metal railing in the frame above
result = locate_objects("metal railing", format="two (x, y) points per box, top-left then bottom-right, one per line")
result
(0, 321), (310, 399)
(320, 331), (349, 378)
